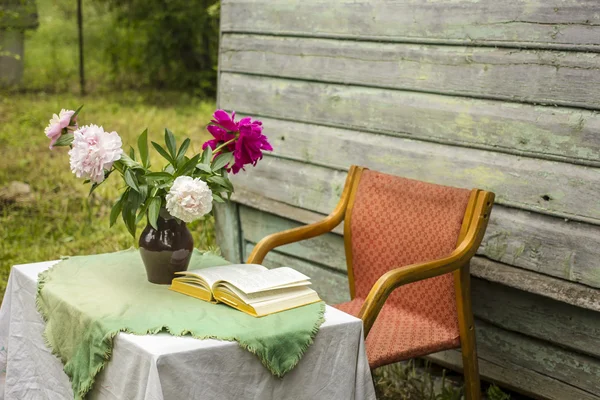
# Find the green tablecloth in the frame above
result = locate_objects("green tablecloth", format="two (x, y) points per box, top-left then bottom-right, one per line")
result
(36, 249), (325, 400)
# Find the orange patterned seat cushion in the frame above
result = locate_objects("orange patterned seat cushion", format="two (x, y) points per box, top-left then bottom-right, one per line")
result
(336, 297), (461, 369)
(335, 170), (471, 369)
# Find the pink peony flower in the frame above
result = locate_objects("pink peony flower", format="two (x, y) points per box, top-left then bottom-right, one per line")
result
(45, 109), (77, 149)
(68, 125), (123, 183)
(230, 117), (272, 174)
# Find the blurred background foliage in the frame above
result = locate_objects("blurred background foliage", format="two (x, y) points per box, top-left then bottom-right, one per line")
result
(18, 0), (220, 95)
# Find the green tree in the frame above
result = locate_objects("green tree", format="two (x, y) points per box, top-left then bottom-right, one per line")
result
(99, 0), (220, 96)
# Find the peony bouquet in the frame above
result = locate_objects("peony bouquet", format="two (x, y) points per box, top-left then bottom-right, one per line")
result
(44, 107), (272, 237)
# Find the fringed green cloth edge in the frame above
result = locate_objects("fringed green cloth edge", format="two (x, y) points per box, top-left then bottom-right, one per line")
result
(35, 249), (326, 400)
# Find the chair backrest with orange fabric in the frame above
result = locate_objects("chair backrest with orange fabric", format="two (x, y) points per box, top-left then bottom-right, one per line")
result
(346, 169), (470, 323)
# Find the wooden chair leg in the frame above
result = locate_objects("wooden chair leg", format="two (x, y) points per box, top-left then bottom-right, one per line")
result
(454, 264), (481, 400)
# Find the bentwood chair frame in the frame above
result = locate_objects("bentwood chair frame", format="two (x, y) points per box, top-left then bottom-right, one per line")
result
(246, 165), (494, 400)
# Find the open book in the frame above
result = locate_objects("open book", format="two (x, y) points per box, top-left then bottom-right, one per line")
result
(169, 264), (321, 317)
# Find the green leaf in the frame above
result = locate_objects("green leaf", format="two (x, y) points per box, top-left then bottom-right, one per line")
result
(177, 154), (201, 177)
(110, 192), (126, 227)
(164, 128), (177, 159)
(151, 141), (174, 164)
(208, 175), (233, 191)
(136, 203), (149, 224)
(195, 163), (212, 173)
(176, 138), (191, 165)
(122, 190), (142, 237)
(119, 153), (143, 169)
(211, 152), (234, 171)
(212, 193), (225, 203)
(89, 182), (100, 195)
(53, 133), (74, 147)
(138, 183), (148, 201)
(122, 203), (136, 237)
(129, 146), (136, 160)
(157, 182), (173, 189)
(148, 197), (162, 230)
(201, 145), (213, 165)
(125, 169), (140, 192)
(137, 129), (149, 168)
(72, 104), (84, 119)
(144, 172), (173, 182)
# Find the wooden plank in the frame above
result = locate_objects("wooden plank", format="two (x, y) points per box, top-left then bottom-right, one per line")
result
(220, 73), (600, 166)
(230, 189), (600, 312)
(213, 202), (242, 263)
(243, 242), (350, 305)
(236, 133), (600, 224)
(221, 34), (600, 109)
(427, 349), (600, 400)
(472, 280), (600, 359)
(221, 0), (600, 51)
(480, 207), (600, 288)
(238, 204), (600, 356)
(230, 121), (600, 224)
(471, 257), (600, 313)
(473, 320), (600, 396)
(240, 205), (346, 272)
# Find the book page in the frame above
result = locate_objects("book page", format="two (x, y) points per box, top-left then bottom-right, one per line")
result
(216, 267), (311, 294)
(180, 264), (267, 288)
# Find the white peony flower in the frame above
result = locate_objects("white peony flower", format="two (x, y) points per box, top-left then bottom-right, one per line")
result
(166, 176), (213, 223)
(68, 124), (123, 183)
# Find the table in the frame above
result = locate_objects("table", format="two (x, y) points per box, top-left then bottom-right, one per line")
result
(0, 261), (376, 400)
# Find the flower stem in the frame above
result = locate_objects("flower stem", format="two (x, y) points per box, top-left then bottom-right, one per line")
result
(211, 138), (236, 159)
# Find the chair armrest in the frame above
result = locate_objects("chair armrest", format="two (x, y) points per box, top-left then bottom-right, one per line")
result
(246, 212), (343, 264)
(358, 191), (494, 335)
(358, 253), (468, 336)
(246, 166), (363, 264)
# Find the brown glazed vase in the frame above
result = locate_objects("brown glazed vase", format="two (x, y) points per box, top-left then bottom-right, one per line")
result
(138, 209), (194, 284)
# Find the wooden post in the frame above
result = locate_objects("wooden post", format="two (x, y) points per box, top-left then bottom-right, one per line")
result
(77, 0), (85, 95)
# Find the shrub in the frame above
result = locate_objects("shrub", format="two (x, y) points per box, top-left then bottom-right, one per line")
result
(97, 0), (220, 96)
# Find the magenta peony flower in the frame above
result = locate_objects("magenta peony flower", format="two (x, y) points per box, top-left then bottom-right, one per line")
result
(230, 117), (273, 174)
(210, 109), (239, 132)
(45, 109), (77, 149)
(202, 124), (236, 154)
(203, 110), (272, 174)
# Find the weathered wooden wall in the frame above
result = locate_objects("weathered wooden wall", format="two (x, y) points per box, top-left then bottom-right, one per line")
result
(215, 1), (600, 398)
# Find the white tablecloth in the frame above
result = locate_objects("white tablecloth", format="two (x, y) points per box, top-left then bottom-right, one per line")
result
(0, 261), (376, 400)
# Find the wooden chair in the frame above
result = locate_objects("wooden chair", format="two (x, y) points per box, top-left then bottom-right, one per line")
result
(247, 166), (494, 400)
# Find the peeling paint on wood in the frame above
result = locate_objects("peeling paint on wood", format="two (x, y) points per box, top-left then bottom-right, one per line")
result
(213, 202), (243, 263)
(220, 73), (600, 166)
(428, 347), (600, 400)
(222, 0), (600, 51)
(230, 131), (600, 224)
(220, 34), (600, 109)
